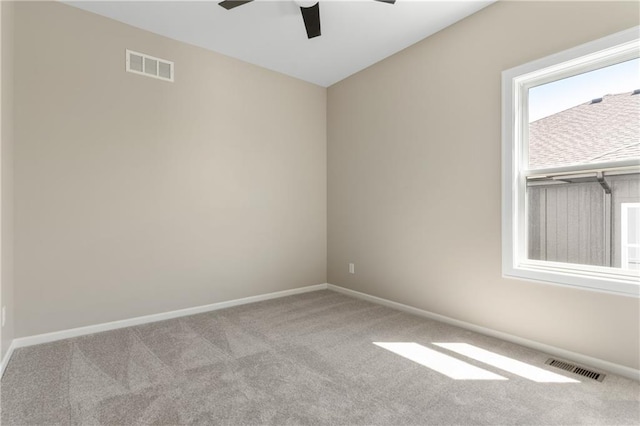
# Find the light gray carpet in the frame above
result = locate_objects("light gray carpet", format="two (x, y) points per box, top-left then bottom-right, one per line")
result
(1, 290), (639, 425)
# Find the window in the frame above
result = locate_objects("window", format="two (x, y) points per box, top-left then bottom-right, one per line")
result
(621, 203), (640, 270)
(502, 26), (640, 296)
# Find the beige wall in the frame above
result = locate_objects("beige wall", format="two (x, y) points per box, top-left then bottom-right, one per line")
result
(14, 2), (326, 337)
(1, 0), (15, 360)
(327, 1), (640, 369)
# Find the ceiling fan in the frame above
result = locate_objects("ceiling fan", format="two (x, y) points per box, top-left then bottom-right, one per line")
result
(218, 0), (396, 39)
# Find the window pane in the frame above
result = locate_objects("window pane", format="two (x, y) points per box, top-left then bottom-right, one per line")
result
(627, 247), (640, 270)
(527, 59), (640, 170)
(627, 206), (640, 245)
(525, 58), (640, 272)
(526, 166), (640, 268)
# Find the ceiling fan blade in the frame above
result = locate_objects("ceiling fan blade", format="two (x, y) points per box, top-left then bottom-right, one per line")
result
(218, 0), (254, 10)
(374, 0), (396, 3)
(300, 2), (321, 39)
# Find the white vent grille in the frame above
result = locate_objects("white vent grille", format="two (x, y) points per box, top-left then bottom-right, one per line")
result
(126, 49), (174, 82)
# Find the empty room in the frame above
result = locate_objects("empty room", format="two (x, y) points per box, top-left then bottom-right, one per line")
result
(0, 0), (639, 424)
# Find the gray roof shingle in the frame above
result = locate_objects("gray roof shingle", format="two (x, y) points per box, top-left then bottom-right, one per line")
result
(528, 91), (640, 169)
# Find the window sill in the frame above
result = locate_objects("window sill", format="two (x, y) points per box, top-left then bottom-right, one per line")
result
(504, 262), (640, 297)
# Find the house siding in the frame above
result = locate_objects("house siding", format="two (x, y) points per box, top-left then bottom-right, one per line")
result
(528, 173), (639, 268)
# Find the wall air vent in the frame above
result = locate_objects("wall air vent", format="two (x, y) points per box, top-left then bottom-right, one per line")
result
(545, 358), (605, 382)
(126, 49), (174, 82)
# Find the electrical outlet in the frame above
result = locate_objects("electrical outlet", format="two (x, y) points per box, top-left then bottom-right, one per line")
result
(2, 306), (5, 327)
(349, 263), (355, 274)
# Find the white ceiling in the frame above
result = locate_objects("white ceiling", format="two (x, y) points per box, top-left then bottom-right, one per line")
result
(65, 0), (495, 87)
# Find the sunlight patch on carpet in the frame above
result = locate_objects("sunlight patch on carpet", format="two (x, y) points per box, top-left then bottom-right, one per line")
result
(433, 343), (579, 383)
(373, 342), (507, 381)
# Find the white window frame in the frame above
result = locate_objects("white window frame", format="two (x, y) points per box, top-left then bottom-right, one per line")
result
(621, 203), (640, 270)
(502, 26), (640, 297)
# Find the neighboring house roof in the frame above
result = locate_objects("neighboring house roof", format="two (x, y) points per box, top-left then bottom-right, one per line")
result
(528, 91), (640, 169)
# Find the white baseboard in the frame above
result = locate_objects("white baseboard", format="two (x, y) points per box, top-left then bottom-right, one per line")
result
(11, 283), (328, 350)
(0, 339), (16, 378)
(327, 284), (640, 382)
